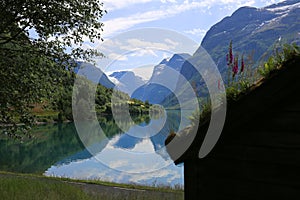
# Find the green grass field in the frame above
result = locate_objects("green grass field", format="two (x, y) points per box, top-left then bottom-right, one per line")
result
(0, 172), (184, 200)
(0, 176), (91, 200)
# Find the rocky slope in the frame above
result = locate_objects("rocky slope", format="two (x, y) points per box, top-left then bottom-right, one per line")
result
(131, 53), (191, 104)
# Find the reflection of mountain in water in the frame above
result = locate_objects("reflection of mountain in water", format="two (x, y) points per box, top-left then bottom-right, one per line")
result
(0, 110), (189, 174)
(0, 123), (85, 173)
(55, 149), (92, 166)
(114, 135), (143, 150)
(150, 111), (182, 160)
(58, 110), (186, 165)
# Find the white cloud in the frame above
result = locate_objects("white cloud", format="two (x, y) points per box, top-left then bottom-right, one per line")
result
(102, 1), (208, 37)
(131, 65), (156, 80)
(81, 0), (284, 49)
(102, 0), (264, 37)
(127, 169), (181, 183)
(108, 53), (129, 61)
(164, 38), (179, 47)
(131, 139), (155, 153)
(102, 0), (271, 12)
(102, 0), (156, 11)
(161, 0), (177, 3)
(130, 49), (159, 57)
(108, 160), (130, 169)
(95, 37), (180, 67)
(108, 76), (121, 85)
(184, 28), (207, 36)
(121, 38), (179, 51)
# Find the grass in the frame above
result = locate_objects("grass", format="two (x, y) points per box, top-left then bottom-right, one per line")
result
(0, 171), (184, 200)
(0, 176), (91, 200)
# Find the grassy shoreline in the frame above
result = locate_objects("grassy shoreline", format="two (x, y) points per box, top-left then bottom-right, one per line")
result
(0, 171), (184, 200)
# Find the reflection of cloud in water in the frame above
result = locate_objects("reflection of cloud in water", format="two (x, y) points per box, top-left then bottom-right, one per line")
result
(111, 137), (155, 153)
(96, 135), (172, 173)
(45, 156), (183, 186)
(45, 131), (183, 186)
(131, 139), (155, 153)
(108, 159), (129, 169)
(45, 111), (189, 186)
(127, 168), (182, 184)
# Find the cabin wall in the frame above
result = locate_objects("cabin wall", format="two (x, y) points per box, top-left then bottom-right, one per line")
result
(184, 94), (300, 199)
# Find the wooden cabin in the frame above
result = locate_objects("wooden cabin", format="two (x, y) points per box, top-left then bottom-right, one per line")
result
(166, 56), (300, 199)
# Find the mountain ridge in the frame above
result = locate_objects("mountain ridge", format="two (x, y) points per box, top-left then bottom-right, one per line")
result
(200, 0), (300, 72)
(75, 62), (115, 89)
(109, 71), (146, 95)
(131, 53), (191, 104)
(162, 0), (300, 107)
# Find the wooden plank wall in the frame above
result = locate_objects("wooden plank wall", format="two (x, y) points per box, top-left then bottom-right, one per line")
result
(184, 84), (300, 199)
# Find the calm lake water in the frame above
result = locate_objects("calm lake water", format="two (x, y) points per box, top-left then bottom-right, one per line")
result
(0, 110), (190, 187)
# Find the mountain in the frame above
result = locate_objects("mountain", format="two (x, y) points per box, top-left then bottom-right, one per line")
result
(131, 53), (191, 104)
(109, 71), (146, 95)
(184, 0), (300, 90)
(201, 0), (300, 73)
(74, 62), (115, 88)
(161, 0), (300, 107)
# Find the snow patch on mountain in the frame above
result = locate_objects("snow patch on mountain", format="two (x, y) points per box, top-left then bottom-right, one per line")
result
(266, 1), (300, 13)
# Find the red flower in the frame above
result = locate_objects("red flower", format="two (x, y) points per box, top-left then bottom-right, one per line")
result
(240, 55), (245, 73)
(232, 56), (239, 77)
(227, 41), (233, 66)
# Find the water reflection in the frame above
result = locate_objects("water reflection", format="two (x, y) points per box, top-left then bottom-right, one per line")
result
(0, 111), (188, 187)
(0, 123), (85, 174)
(46, 111), (186, 186)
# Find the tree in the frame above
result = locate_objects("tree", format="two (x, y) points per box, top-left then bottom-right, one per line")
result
(0, 0), (105, 61)
(0, 0), (106, 137)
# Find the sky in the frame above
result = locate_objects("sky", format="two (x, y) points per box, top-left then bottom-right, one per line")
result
(88, 0), (285, 78)
(100, 0), (284, 42)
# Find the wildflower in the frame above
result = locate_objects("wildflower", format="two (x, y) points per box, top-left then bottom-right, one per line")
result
(240, 55), (245, 73)
(227, 41), (233, 66)
(232, 56), (239, 77)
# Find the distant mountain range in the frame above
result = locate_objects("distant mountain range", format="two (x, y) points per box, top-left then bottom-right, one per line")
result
(131, 53), (191, 104)
(109, 71), (146, 95)
(74, 62), (115, 88)
(162, 0), (300, 107)
(74, 0), (300, 106)
(201, 0), (300, 73)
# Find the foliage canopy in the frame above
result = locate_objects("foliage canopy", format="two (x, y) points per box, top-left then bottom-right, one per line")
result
(0, 0), (106, 137)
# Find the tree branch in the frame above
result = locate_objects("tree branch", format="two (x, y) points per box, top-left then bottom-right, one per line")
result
(0, 22), (30, 45)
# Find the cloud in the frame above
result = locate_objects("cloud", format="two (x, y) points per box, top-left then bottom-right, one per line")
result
(165, 38), (179, 47)
(108, 53), (129, 61)
(80, 0), (284, 50)
(108, 76), (121, 85)
(127, 168), (182, 183)
(131, 139), (155, 153)
(98, 38), (178, 59)
(102, 0), (263, 37)
(121, 38), (179, 51)
(131, 65), (156, 80)
(184, 28), (207, 36)
(95, 37), (180, 67)
(108, 160), (130, 169)
(102, 1), (208, 37)
(161, 0), (177, 3)
(130, 49), (159, 57)
(102, 0), (156, 11)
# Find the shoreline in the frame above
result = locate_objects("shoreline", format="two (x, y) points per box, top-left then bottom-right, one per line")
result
(0, 171), (184, 194)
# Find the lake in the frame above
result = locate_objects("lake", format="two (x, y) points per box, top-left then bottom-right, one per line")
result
(0, 110), (191, 187)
